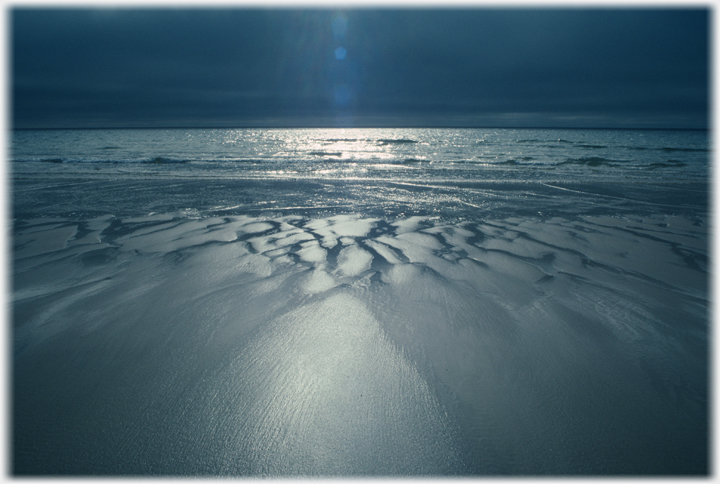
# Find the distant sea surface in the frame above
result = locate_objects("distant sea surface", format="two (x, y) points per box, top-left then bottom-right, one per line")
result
(11, 127), (708, 219)
(11, 128), (709, 475)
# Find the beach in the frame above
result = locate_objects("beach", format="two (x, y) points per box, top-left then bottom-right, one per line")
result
(12, 205), (708, 474)
(10, 127), (709, 475)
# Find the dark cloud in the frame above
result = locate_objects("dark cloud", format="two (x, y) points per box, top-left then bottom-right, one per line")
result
(11, 8), (709, 129)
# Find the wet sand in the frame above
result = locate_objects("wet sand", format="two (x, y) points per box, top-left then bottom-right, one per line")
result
(12, 212), (708, 474)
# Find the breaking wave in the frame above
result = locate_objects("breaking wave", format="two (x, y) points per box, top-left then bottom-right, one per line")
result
(143, 157), (189, 164)
(377, 139), (418, 145)
(308, 151), (343, 157)
(561, 156), (627, 167)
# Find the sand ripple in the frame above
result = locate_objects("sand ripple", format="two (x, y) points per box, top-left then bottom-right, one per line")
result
(12, 212), (708, 474)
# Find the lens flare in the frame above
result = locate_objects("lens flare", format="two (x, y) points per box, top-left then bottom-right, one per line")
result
(331, 13), (348, 40)
(334, 46), (347, 60)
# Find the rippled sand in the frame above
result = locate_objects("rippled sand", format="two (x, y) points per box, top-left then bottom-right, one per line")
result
(12, 213), (708, 475)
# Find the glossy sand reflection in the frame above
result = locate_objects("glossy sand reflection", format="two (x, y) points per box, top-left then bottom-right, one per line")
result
(12, 212), (707, 474)
(212, 292), (464, 474)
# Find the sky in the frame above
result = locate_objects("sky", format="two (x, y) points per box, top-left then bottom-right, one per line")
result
(10, 7), (709, 129)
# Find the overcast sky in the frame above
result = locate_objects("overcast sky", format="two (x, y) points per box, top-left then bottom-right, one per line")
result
(11, 8), (709, 129)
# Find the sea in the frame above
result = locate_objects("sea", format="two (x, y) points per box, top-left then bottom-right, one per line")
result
(11, 127), (709, 219)
(10, 127), (710, 475)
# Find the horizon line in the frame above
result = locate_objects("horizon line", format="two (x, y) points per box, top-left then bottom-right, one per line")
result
(10, 125), (709, 131)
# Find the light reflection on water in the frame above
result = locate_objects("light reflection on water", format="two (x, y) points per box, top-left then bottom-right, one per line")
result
(11, 128), (709, 187)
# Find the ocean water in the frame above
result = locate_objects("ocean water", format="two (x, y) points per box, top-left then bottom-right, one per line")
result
(11, 127), (708, 218)
(11, 128), (709, 475)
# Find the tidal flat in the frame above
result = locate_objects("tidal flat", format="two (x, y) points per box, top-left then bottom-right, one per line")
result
(12, 210), (708, 474)
(11, 127), (709, 475)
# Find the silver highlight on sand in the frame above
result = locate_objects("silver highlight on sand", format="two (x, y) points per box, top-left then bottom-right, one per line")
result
(11, 127), (708, 475)
(13, 211), (707, 474)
